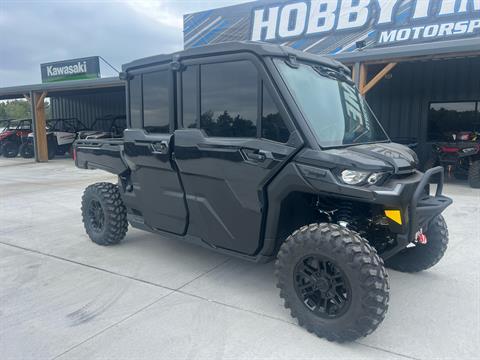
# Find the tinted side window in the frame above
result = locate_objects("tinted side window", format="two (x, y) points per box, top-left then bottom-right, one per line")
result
(129, 75), (142, 129)
(200, 61), (257, 138)
(143, 71), (170, 133)
(262, 84), (289, 143)
(182, 65), (198, 129)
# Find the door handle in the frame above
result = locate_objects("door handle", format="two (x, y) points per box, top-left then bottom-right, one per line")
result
(258, 149), (274, 159)
(243, 149), (271, 162)
(150, 141), (169, 154)
(248, 152), (266, 161)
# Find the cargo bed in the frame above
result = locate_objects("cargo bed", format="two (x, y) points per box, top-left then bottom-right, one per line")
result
(74, 138), (128, 175)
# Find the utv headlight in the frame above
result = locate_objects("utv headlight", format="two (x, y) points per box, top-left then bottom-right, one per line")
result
(366, 172), (383, 185)
(340, 170), (384, 185)
(340, 170), (370, 185)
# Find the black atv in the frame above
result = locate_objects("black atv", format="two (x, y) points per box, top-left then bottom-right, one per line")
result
(73, 42), (452, 342)
(426, 131), (480, 188)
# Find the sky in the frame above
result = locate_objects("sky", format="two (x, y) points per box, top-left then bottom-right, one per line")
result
(0, 0), (252, 87)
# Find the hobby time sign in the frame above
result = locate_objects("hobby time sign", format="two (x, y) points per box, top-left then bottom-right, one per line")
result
(251, 0), (480, 44)
(184, 0), (480, 55)
(41, 56), (100, 83)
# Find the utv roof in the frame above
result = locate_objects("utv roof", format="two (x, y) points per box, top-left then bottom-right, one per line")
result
(122, 41), (349, 73)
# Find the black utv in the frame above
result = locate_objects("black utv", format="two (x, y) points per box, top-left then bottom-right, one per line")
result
(74, 42), (452, 342)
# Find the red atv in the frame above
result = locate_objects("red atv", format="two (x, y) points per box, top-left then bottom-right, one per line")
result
(0, 119), (32, 157)
(427, 131), (480, 188)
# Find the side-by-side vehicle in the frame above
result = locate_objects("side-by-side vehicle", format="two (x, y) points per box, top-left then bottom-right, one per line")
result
(0, 119), (32, 157)
(74, 42), (452, 342)
(20, 117), (88, 159)
(77, 114), (126, 140)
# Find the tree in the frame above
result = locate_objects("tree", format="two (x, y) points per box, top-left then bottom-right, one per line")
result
(0, 100), (31, 120)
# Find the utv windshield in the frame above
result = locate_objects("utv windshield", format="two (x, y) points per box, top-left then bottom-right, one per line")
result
(274, 59), (389, 148)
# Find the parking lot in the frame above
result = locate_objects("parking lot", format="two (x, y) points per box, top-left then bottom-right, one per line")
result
(0, 157), (479, 360)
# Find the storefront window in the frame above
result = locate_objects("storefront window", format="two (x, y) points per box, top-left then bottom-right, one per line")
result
(428, 102), (480, 141)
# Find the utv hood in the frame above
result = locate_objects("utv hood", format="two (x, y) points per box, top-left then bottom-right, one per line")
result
(296, 142), (418, 174)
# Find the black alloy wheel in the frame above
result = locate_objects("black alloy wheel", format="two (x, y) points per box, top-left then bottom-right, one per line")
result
(88, 199), (105, 233)
(294, 255), (351, 319)
(275, 223), (389, 342)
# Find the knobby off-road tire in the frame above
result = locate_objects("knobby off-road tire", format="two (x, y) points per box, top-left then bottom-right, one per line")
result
(81, 182), (128, 245)
(2, 141), (19, 157)
(468, 160), (480, 188)
(19, 143), (34, 158)
(385, 215), (448, 273)
(275, 223), (389, 342)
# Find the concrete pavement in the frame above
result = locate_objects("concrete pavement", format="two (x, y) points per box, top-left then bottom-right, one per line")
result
(0, 157), (479, 360)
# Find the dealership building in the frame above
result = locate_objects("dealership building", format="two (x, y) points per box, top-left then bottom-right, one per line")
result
(1, 0), (479, 164)
(184, 0), (480, 164)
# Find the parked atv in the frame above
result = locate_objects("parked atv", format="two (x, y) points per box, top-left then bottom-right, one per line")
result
(0, 119), (11, 154)
(426, 131), (480, 188)
(0, 119), (32, 157)
(74, 42), (452, 342)
(77, 115), (126, 140)
(20, 118), (88, 159)
(0, 119), (9, 133)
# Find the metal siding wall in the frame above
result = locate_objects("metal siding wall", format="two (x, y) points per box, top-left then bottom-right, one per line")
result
(50, 89), (126, 129)
(366, 57), (480, 163)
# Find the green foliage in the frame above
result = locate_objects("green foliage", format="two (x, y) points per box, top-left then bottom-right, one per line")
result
(0, 99), (52, 121)
(200, 110), (257, 137)
(0, 100), (31, 120)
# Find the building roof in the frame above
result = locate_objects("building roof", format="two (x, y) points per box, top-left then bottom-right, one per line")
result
(0, 77), (124, 100)
(333, 37), (480, 64)
(122, 41), (350, 73)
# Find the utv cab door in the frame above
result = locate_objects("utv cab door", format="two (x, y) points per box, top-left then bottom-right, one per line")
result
(123, 67), (187, 235)
(173, 56), (300, 255)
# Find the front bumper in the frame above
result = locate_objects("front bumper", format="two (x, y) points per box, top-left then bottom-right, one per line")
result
(297, 163), (452, 259)
(379, 166), (452, 259)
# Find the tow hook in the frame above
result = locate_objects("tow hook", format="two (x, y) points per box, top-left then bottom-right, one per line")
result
(415, 229), (428, 245)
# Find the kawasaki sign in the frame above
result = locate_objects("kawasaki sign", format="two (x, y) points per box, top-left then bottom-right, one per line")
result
(184, 0), (480, 55)
(41, 56), (100, 83)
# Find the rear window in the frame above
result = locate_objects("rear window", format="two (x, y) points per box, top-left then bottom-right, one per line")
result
(128, 70), (171, 133)
(142, 71), (170, 133)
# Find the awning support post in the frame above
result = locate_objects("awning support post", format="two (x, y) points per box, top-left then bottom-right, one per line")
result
(24, 92), (39, 162)
(360, 62), (397, 95)
(33, 91), (49, 162)
(353, 62), (367, 94)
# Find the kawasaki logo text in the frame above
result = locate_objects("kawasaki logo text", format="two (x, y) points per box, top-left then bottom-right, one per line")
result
(46, 61), (87, 77)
